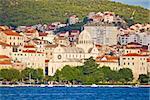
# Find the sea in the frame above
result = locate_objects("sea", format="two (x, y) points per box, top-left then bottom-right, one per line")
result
(0, 86), (149, 100)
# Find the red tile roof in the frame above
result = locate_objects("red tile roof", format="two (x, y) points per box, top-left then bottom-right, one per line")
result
(96, 55), (119, 63)
(0, 60), (12, 65)
(45, 44), (58, 48)
(23, 50), (43, 53)
(3, 30), (22, 36)
(123, 53), (148, 57)
(25, 29), (36, 33)
(24, 45), (36, 48)
(0, 55), (10, 59)
(39, 32), (48, 36)
(0, 41), (11, 47)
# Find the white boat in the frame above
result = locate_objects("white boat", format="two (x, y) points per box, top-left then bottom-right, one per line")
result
(48, 85), (53, 87)
(39, 84), (46, 87)
(91, 84), (98, 87)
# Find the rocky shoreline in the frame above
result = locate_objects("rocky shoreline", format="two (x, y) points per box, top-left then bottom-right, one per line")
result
(0, 84), (149, 88)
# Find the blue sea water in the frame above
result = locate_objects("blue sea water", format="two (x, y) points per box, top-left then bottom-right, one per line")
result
(0, 87), (149, 100)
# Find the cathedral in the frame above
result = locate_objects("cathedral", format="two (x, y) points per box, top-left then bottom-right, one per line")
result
(48, 30), (99, 76)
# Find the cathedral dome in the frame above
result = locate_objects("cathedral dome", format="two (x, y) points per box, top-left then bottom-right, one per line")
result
(78, 30), (92, 42)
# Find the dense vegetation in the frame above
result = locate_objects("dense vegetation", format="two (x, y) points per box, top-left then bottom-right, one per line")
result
(138, 74), (149, 84)
(51, 57), (134, 85)
(0, 58), (149, 85)
(0, 0), (149, 26)
(0, 68), (44, 83)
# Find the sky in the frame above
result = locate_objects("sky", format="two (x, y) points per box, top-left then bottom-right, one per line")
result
(112, 0), (150, 9)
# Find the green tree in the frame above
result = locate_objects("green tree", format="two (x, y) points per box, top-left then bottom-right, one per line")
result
(35, 68), (44, 81)
(21, 68), (44, 81)
(0, 69), (21, 81)
(53, 65), (81, 81)
(118, 68), (133, 82)
(101, 66), (113, 81)
(83, 57), (99, 75)
(138, 74), (149, 84)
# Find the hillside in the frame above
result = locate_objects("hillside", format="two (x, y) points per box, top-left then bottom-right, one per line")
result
(0, 0), (149, 26)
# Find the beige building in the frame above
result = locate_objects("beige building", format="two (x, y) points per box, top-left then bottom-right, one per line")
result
(96, 55), (120, 70)
(119, 47), (141, 55)
(54, 36), (70, 46)
(0, 30), (24, 46)
(120, 53), (149, 80)
(48, 30), (99, 76)
(10, 50), (46, 71)
(0, 41), (12, 56)
(0, 55), (12, 69)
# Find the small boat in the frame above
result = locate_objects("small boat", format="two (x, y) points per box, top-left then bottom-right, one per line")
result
(39, 84), (46, 87)
(48, 85), (53, 87)
(91, 84), (98, 87)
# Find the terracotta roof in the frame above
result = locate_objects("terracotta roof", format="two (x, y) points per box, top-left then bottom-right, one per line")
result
(24, 45), (36, 48)
(97, 55), (119, 60)
(39, 32), (48, 36)
(45, 44), (58, 48)
(122, 53), (148, 57)
(25, 29), (36, 33)
(0, 60), (12, 65)
(3, 30), (22, 36)
(23, 50), (43, 53)
(0, 55), (10, 59)
(0, 41), (11, 47)
(95, 44), (102, 48)
(96, 55), (119, 63)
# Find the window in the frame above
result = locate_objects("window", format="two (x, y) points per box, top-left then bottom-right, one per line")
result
(128, 63), (130, 65)
(124, 62), (126, 65)
(57, 55), (62, 59)
(132, 63), (134, 65)
(132, 58), (134, 60)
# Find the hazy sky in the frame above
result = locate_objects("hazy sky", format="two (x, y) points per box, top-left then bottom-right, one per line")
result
(112, 0), (150, 9)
